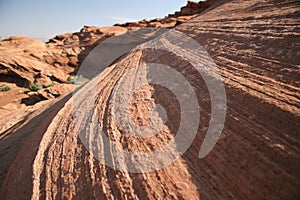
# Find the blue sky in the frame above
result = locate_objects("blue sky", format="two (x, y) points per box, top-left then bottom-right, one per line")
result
(0, 0), (187, 39)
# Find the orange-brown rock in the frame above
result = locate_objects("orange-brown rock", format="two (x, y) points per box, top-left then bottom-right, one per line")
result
(180, 1), (201, 15)
(0, 0), (299, 200)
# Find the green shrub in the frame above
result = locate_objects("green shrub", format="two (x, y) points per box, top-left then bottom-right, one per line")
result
(46, 82), (55, 88)
(67, 75), (85, 84)
(28, 83), (43, 91)
(23, 49), (30, 53)
(0, 84), (11, 91)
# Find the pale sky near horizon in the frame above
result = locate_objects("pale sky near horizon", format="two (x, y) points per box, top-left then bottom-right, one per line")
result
(0, 0), (188, 40)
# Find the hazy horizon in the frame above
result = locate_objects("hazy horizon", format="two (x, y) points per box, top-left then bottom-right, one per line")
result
(0, 0), (188, 40)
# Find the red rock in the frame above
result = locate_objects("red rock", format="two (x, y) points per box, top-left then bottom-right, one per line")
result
(36, 77), (53, 87)
(68, 56), (78, 67)
(54, 56), (69, 66)
(1, 1), (299, 200)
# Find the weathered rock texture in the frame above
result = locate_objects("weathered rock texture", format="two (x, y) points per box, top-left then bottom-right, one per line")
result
(0, 0), (300, 199)
(0, 0), (200, 135)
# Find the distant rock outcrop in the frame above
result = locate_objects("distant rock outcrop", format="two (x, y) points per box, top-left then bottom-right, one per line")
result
(115, 0), (219, 28)
(177, 0), (218, 16)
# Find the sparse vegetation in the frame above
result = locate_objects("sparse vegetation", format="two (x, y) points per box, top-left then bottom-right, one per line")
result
(46, 82), (56, 88)
(67, 75), (85, 84)
(18, 90), (25, 94)
(15, 98), (21, 103)
(0, 84), (11, 91)
(23, 49), (30, 53)
(28, 83), (43, 91)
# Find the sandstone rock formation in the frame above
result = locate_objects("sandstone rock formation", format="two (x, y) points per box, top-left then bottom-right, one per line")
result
(0, 0), (204, 135)
(114, 0), (219, 28)
(0, 0), (300, 199)
(176, 0), (218, 16)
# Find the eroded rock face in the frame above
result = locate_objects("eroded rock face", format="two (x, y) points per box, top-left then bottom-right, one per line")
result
(0, 0), (209, 127)
(180, 1), (206, 15)
(114, 0), (220, 29)
(0, 0), (300, 199)
(0, 0), (211, 112)
(0, 24), (129, 134)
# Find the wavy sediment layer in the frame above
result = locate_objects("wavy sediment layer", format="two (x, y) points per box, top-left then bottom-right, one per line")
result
(1, 0), (300, 199)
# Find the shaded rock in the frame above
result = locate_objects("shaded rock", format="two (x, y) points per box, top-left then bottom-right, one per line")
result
(54, 56), (69, 66)
(37, 90), (55, 100)
(44, 56), (56, 65)
(49, 70), (68, 83)
(44, 84), (74, 97)
(54, 33), (72, 40)
(64, 47), (82, 56)
(68, 56), (78, 67)
(35, 76), (53, 87)
(80, 26), (103, 34)
(180, 1), (201, 15)
(21, 92), (47, 105)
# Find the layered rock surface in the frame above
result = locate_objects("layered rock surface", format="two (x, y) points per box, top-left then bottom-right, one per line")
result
(0, 1), (201, 135)
(0, 0), (300, 199)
